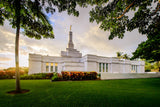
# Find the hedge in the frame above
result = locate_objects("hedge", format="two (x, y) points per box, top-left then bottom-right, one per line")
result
(20, 73), (53, 80)
(0, 70), (25, 79)
(1, 70), (98, 80)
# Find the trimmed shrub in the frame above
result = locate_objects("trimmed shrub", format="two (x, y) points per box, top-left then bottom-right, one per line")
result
(70, 72), (83, 80)
(20, 73), (53, 80)
(61, 72), (70, 80)
(61, 71), (97, 80)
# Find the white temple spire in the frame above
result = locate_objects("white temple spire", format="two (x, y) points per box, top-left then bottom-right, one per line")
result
(61, 25), (82, 58)
(68, 25), (74, 49)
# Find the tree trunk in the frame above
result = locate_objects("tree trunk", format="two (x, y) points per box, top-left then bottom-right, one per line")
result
(15, 0), (21, 92)
(15, 25), (21, 92)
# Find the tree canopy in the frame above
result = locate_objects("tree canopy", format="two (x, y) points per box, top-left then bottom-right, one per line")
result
(89, 0), (160, 39)
(88, 0), (160, 63)
(131, 31), (160, 62)
(0, 0), (55, 39)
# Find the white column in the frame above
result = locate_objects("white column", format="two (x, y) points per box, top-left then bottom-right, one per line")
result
(123, 60), (125, 73)
(111, 63), (112, 73)
(111, 58), (112, 73)
(53, 63), (55, 72)
(137, 66), (140, 73)
(98, 63), (99, 73)
(101, 63), (103, 72)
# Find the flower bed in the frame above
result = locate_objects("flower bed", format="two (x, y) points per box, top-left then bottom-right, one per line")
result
(61, 71), (97, 80)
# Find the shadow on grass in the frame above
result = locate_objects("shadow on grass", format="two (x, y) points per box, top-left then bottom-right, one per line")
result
(7, 89), (30, 95)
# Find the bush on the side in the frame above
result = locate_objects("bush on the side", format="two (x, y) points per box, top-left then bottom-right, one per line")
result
(1, 70), (98, 80)
(20, 73), (53, 80)
(0, 71), (6, 79)
(0, 70), (25, 79)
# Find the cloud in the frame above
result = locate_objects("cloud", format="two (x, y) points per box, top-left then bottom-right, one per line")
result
(0, 22), (15, 53)
(0, 62), (9, 65)
(0, 57), (12, 61)
(0, 53), (13, 62)
(74, 25), (147, 57)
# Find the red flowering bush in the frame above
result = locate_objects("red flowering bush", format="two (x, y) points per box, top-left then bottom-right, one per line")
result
(45, 73), (53, 79)
(61, 71), (97, 80)
(61, 72), (70, 80)
(70, 72), (83, 80)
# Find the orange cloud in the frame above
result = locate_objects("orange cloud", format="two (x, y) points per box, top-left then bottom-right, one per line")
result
(0, 57), (12, 61)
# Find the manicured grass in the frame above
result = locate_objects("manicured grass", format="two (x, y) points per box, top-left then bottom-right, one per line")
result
(0, 78), (160, 107)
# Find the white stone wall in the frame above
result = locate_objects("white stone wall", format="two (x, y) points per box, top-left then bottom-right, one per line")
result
(111, 63), (123, 73)
(84, 61), (98, 72)
(101, 72), (160, 80)
(29, 54), (42, 74)
(124, 64), (131, 73)
(29, 61), (41, 74)
(63, 62), (84, 71)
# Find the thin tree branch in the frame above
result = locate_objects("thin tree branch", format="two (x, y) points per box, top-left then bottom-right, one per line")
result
(114, 0), (135, 19)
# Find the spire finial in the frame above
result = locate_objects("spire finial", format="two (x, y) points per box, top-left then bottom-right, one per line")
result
(70, 25), (72, 31)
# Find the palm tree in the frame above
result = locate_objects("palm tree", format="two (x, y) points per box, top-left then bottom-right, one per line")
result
(123, 54), (130, 59)
(116, 52), (123, 59)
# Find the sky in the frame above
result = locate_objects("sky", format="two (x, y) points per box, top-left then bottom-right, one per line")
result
(0, 6), (147, 69)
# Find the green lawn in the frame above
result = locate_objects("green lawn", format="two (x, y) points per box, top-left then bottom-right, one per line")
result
(0, 78), (160, 107)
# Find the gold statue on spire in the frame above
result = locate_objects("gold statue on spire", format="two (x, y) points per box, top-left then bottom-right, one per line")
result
(70, 25), (72, 31)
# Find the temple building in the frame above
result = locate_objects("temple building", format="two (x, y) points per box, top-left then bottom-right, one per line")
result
(28, 27), (145, 74)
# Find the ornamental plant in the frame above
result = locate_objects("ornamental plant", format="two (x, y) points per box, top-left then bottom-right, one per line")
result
(61, 71), (97, 80)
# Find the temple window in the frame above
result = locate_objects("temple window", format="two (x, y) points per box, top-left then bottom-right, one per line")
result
(46, 63), (49, 72)
(55, 63), (58, 72)
(131, 65), (137, 72)
(106, 63), (108, 72)
(99, 63), (101, 72)
(50, 63), (53, 72)
(103, 63), (105, 72)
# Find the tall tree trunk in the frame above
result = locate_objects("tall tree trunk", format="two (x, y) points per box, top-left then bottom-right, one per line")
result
(15, 26), (21, 92)
(15, 0), (21, 92)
